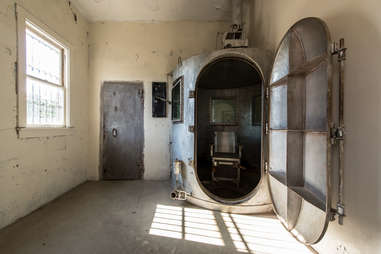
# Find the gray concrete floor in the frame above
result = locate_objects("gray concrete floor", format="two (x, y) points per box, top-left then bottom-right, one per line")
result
(0, 181), (314, 254)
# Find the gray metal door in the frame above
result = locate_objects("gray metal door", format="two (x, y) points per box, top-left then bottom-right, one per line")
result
(267, 17), (333, 244)
(102, 82), (144, 180)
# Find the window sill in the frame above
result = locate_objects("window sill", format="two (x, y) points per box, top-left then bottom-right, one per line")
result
(17, 127), (74, 138)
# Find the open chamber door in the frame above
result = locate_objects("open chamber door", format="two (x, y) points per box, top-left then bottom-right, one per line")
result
(267, 17), (333, 244)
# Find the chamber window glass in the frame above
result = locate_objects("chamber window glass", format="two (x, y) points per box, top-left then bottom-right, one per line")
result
(171, 77), (183, 123)
(210, 97), (237, 125)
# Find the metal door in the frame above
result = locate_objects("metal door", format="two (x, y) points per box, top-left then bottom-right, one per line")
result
(102, 82), (144, 180)
(267, 17), (333, 244)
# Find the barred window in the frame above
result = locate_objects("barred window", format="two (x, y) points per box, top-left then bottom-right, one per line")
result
(25, 22), (67, 127)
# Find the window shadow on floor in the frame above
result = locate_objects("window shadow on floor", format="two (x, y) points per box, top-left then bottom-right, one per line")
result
(149, 204), (315, 254)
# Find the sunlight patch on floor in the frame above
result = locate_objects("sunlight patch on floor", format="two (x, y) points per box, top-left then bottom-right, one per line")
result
(149, 204), (224, 246)
(149, 204), (313, 253)
(221, 213), (312, 254)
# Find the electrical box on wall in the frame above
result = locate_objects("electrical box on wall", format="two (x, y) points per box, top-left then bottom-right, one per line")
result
(152, 82), (167, 118)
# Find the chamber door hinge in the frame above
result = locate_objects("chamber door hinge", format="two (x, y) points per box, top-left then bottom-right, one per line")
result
(331, 39), (347, 62)
(330, 204), (345, 223)
(265, 122), (269, 135)
(264, 161), (269, 174)
(189, 90), (195, 99)
(188, 125), (195, 133)
(330, 126), (344, 145)
(265, 87), (270, 100)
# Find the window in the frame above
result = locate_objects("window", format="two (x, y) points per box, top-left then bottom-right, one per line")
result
(171, 77), (183, 123)
(210, 97), (238, 125)
(17, 5), (70, 135)
(25, 23), (66, 126)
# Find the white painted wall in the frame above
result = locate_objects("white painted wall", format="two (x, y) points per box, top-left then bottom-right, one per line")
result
(71, 0), (232, 22)
(88, 21), (230, 180)
(0, 0), (89, 229)
(250, 0), (381, 253)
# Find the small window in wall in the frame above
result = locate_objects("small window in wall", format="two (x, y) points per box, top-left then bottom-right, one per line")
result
(210, 97), (238, 125)
(171, 77), (184, 123)
(16, 5), (70, 135)
(252, 94), (262, 126)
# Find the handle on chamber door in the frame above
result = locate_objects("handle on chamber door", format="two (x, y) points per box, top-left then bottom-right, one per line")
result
(112, 128), (118, 137)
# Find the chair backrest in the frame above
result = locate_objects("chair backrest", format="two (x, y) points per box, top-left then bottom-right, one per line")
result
(214, 131), (236, 154)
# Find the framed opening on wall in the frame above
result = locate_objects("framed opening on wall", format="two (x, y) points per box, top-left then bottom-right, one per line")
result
(209, 97), (238, 126)
(171, 76), (184, 123)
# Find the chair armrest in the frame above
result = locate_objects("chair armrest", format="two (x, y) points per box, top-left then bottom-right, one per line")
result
(210, 144), (214, 157)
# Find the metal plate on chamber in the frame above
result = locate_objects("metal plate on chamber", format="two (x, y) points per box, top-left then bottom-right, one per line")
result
(267, 17), (332, 244)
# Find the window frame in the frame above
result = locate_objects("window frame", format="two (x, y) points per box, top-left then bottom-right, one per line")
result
(16, 5), (71, 137)
(171, 76), (184, 124)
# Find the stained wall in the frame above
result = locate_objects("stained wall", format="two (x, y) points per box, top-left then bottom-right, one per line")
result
(0, 0), (89, 229)
(88, 21), (230, 180)
(250, 0), (381, 252)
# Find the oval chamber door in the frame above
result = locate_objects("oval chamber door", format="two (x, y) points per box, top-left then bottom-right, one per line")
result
(267, 17), (333, 245)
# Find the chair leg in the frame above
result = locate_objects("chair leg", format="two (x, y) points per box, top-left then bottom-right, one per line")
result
(236, 166), (240, 188)
(212, 166), (216, 182)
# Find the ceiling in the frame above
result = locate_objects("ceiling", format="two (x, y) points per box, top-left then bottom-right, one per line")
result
(71, 0), (232, 22)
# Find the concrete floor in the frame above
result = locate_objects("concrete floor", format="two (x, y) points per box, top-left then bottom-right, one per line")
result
(0, 181), (315, 254)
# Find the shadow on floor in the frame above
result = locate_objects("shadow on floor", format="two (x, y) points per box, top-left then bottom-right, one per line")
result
(0, 181), (315, 254)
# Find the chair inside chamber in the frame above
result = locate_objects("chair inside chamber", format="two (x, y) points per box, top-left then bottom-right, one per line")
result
(196, 57), (263, 200)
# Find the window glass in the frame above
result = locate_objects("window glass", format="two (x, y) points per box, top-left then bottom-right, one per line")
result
(26, 77), (64, 126)
(25, 25), (65, 126)
(210, 98), (237, 125)
(26, 28), (62, 85)
(171, 78), (183, 122)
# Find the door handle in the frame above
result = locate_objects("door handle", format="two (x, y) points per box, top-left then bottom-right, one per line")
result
(112, 128), (118, 137)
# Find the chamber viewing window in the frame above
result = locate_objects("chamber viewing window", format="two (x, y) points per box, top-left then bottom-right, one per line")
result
(210, 97), (238, 125)
(171, 77), (184, 123)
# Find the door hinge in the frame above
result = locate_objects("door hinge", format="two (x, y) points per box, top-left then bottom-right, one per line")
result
(330, 204), (345, 224)
(188, 125), (195, 133)
(265, 87), (270, 100)
(331, 39), (347, 62)
(189, 90), (195, 98)
(265, 122), (269, 135)
(264, 161), (269, 174)
(330, 126), (344, 145)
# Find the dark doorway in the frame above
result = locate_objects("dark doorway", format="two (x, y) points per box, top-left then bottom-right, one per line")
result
(101, 82), (144, 180)
(196, 57), (263, 200)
